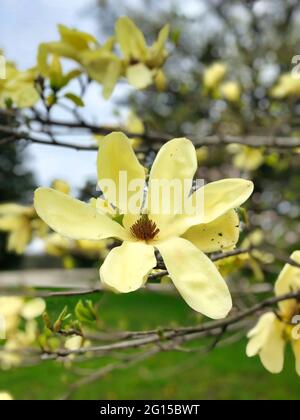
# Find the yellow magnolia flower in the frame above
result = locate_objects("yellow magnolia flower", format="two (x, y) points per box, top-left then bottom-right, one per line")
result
(38, 24), (99, 70)
(0, 392), (13, 400)
(0, 180), (70, 254)
(246, 251), (300, 375)
(0, 296), (45, 341)
(203, 62), (227, 90)
(0, 297), (24, 335)
(34, 132), (253, 319)
(271, 73), (300, 98)
(38, 25), (122, 99)
(0, 62), (39, 108)
(115, 17), (169, 89)
(0, 203), (49, 254)
(227, 144), (264, 171)
(0, 320), (40, 370)
(45, 233), (110, 260)
(0, 298), (45, 369)
(219, 81), (241, 103)
(0, 204), (36, 254)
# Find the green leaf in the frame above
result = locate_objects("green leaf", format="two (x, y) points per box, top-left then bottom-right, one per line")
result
(75, 300), (97, 323)
(53, 306), (71, 332)
(64, 92), (84, 107)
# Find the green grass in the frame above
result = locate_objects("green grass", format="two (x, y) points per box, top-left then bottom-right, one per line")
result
(0, 291), (299, 400)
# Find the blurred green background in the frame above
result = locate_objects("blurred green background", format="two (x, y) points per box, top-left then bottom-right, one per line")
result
(0, 291), (298, 400)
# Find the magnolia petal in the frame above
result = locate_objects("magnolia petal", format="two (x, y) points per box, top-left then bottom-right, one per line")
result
(34, 188), (128, 241)
(0, 216), (21, 232)
(97, 132), (145, 214)
(275, 251), (300, 315)
(102, 59), (122, 99)
(7, 223), (31, 254)
(0, 204), (34, 216)
(147, 138), (197, 238)
(0, 392), (13, 401)
(292, 339), (300, 376)
(157, 237), (232, 318)
(189, 178), (254, 225)
(21, 298), (46, 320)
(259, 318), (286, 374)
(246, 312), (277, 357)
(149, 24), (170, 65)
(100, 241), (156, 293)
(65, 336), (83, 351)
(115, 17), (147, 62)
(126, 63), (153, 89)
(182, 209), (239, 253)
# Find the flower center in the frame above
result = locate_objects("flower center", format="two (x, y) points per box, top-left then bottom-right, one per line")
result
(130, 214), (160, 242)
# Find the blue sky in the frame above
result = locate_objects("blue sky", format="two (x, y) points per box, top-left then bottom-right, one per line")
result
(1, 0), (129, 191)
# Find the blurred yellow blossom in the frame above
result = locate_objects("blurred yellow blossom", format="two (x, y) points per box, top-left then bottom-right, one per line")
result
(0, 392), (13, 400)
(0, 204), (39, 254)
(246, 251), (300, 375)
(0, 298), (45, 369)
(228, 144), (264, 171)
(51, 179), (71, 195)
(271, 73), (300, 98)
(203, 62), (227, 90)
(38, 24), (122, 99)
(220, 81), (241, 103)
(0, 62), (39, 108)
(45, 233), (110, 262)
(115, 17), (169, 89)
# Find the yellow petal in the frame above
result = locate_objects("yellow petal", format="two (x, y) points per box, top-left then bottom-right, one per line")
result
(147, 138), (197, 238)
(81, 51), (122, 99)
(97, 132), (145, 214)
(58, 24), (97, 50)
(246, 312), (286, 374)
(157, 237), (232, 318)
(0, 203), (34, 216)
(102, 59), (122, 99)
(100, 241), (156, 293)
(20, 298), (46, 320)
(0, 216), (21, 231)
(65, 336), (83, 351)
(275, 250), (300, 294)
(0, 392), (13, 400)
(154, 69), (167, 91)
(7, 222), (31, 254)
(292, 339), (300, 376)
(275, 250), (300, 314)
(148, 24), (169, 66)
(189, 178), (254, 225)
(203, 62), (227, 90)
(259, 318), (286, 374)
(182, 209), (239, 253)
(246, 312), (277, 357)
(52, 179), (70, 195)
(34, 188), (128, 241)
(219, 81), (241, 102)
(126, 63), (153, 89)
(115, 17), (147, 62)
